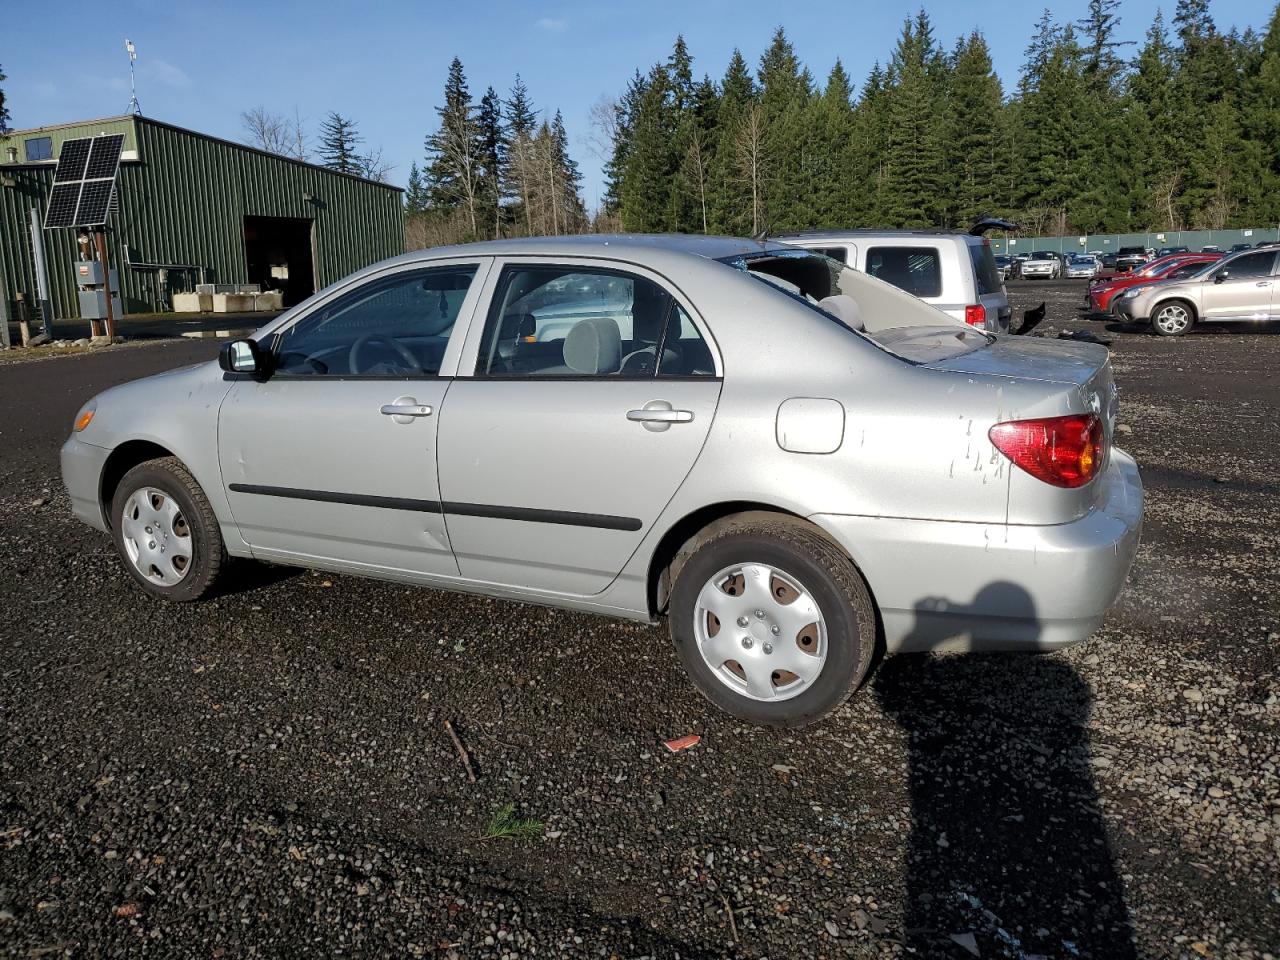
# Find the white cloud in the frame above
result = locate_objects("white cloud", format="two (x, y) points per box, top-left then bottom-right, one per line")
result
(139, 58), (190, 88)
(535, 16), (567, 32)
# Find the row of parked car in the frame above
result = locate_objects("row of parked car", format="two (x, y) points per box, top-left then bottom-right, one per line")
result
(1085, 244), (1280, 336)
(994, 242), (1262, 281)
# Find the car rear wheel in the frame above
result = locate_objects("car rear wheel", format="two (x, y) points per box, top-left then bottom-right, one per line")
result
(668, 516), (875, 727)
(111, 456), (226, 601)
(1151, 301), (1194, 337)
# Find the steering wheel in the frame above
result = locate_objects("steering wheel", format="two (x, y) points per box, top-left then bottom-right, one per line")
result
(348, 335), (424, 375)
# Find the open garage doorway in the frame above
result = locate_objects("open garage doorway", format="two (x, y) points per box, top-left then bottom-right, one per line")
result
(243, 216), (316, 308)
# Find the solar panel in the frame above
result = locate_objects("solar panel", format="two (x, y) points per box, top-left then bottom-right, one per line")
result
(44, 183), (83, 228)
(75, 180), (116, 226)
(53, 139), (91, 183)
(84, 134), (124, 179)
(43, 134), (126, 229)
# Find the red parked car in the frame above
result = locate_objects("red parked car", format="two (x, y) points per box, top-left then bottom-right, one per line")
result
(1086, 253), (1223, 313)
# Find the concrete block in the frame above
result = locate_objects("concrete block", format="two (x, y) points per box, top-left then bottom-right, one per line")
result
(212, 293), (255, 314)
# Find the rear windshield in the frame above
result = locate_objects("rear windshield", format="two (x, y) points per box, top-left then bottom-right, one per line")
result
(718, 249), (987, 363)
(864, 246), (941, 298)
(970, 244), (1002, 295)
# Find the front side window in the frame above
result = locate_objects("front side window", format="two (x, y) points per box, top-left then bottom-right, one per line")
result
(865, 246), (942, 298)
(274, 265), (477, 377)
(26, 137), (53, 162)
(1216, 251), (1277, 281)
(476, 264), (713, 377)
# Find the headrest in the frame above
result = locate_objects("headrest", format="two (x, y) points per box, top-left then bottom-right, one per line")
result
(818, 294), (863, 332)
(563, 317), (622, 375)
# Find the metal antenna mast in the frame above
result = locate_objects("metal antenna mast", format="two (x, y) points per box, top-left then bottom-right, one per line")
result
(125, 39), (141, 115)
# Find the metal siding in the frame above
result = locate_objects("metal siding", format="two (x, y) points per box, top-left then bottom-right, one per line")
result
(1, 117), (403, 319)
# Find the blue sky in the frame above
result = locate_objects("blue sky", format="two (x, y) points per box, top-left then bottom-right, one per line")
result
(3, 0), (1267, 207)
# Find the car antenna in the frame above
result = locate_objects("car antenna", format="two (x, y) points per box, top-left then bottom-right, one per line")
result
(753, 225), (771, 244)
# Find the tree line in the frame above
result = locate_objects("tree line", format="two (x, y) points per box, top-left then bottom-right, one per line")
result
(240, 107), (393, 182)
(603, 0), (1280, 237)
(405, 58), (587, 249)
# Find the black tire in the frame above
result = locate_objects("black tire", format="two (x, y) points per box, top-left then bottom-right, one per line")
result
(110, 456), (226, 602)
(1150, 299), (1195, 337)
(668, 515), (876, 727)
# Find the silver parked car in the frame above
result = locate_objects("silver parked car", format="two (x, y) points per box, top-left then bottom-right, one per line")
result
(777, 230), (1012, 332)
(1113, 246), (1279, 336)
(61, 235), (1143, 726)
(1065, 254), (1100, 279)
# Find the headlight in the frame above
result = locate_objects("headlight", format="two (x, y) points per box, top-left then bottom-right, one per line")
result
(1120, 289), (1141, 299)
(73, 399), (97, 432)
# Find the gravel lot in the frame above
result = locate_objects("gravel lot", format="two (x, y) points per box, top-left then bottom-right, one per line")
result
(2, 285), (1277, 959)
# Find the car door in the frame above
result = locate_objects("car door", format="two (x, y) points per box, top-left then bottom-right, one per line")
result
(1202, 250), (1278, 321)
(436, 259), (721, 596)
(218, 259), (489, 576)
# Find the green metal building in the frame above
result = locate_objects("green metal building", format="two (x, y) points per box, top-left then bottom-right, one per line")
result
(1, 115), (403, 321)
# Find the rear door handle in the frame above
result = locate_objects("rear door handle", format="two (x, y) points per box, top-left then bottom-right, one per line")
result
(627, 400), (693, 432)
(381, 396), (433, 424)
(1256, 281), (1272, 287)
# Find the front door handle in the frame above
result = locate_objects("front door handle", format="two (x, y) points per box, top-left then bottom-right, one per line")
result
(1256, 281), (1272, 287)
(627, 400), (693, 432)
(381, 395), (433, 424)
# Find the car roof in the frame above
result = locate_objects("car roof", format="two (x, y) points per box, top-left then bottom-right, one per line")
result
(378, 233), (797, 268)
(777, 229), (978, 243)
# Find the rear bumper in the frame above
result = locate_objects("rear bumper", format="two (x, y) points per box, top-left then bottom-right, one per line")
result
(813, 449), (1144, 653)
(60, 436), (110, 532)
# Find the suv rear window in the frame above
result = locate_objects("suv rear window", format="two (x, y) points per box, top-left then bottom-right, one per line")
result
(865, 247), (941, 298)
(969, 244), (1002, 296)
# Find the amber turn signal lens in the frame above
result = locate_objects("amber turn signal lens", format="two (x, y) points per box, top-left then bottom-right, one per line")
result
(74, 409), (95, 432)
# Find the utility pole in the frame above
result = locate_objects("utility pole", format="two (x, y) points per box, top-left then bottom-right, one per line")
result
(94, 228), (117, 340)
(29, 206), (55, 340)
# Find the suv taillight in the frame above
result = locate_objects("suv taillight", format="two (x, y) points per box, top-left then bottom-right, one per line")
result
(964, 304), (986, 327)
(989, 414), (1105, 488)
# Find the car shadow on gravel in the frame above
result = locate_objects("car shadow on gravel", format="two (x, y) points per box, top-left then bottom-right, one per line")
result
(874, 585), (1138, 959)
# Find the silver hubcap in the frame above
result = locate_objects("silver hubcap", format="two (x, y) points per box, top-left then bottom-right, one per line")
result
(1156, 305), (1190, 334)
(120, 486), (193, 586)
(693, 563), (827, 702)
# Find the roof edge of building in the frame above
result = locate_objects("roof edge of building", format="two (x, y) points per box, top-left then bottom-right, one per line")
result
(3, 114), (403, 193)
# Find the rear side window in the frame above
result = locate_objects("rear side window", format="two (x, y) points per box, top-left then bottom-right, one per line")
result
(865, 246), (942, 299)
(811, 246), (849, 264)
(969, 244), (1002, 296)
(1218, 251), (1277, 280)
(475, 264), (714, 378)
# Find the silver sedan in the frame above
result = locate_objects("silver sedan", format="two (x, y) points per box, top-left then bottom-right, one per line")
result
(61, 235), (1143, 726)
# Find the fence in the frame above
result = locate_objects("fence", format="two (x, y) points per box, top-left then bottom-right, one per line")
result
(988, 226), (1280, 256)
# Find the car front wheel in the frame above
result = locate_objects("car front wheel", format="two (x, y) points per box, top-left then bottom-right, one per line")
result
(1151, 301), (1194, 337)
(111, 456), (226, 601)
(668, 516), (875, 727)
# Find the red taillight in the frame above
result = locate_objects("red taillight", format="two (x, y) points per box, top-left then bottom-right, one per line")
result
(988, 414), (1105, 488)
(964, 304), (986, 326)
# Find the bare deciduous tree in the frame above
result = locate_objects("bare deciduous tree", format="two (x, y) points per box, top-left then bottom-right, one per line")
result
(681, 127), (710, 234)
(732, 104), (767, 236)
(241, 106), (307, 160)
(585, 95), (619, 162)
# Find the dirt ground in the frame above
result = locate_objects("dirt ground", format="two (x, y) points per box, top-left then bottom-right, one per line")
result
(1, 283), (1277, 958)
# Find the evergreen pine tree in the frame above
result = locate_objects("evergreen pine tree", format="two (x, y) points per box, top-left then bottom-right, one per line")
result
(881, 15), (946, 228)
(757, 27), (813, 231)
(1239, 4), (1280, 225)
(476, 86), (505, 238)
(0, 64), (10, 134)
(947, 33), (1005, 225)
(318, 112), (363, 173)
(708, 49), (758, 234)
(405, 162), (428, 213)
(620, 65), (677, 231)
(503, 75), (540, 235)
(602, 70), (646, 217)
(425, 57), (482, 237)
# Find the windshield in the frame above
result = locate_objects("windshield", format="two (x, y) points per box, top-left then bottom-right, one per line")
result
(1029, 252), (1056, 260)
(719, 249), (988, 362)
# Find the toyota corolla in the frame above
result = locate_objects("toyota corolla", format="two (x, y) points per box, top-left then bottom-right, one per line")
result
(61, 235), (1143, 727)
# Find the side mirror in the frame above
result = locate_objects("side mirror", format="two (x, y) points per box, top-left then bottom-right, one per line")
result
(219, 338), (267, 377)
(1214, 271), (1229, 284)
